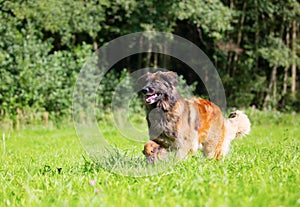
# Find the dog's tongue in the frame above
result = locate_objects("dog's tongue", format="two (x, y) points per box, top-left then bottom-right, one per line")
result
(146, 94), (157, 104)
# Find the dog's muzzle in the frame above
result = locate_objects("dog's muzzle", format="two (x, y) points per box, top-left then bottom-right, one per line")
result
(141, 87), (152, 95)
(141, 87), (159, 104)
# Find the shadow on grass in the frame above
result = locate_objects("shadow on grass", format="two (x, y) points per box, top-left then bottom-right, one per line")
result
(82, 147), (178, 177)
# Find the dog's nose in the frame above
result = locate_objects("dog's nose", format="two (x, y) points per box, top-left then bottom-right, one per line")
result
(141, 87), (150, 94)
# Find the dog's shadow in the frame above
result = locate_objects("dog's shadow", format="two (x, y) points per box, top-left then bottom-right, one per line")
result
(87, 147), (177, 177)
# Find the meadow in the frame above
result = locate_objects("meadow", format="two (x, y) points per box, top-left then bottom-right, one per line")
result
(0, 110), (299, 207)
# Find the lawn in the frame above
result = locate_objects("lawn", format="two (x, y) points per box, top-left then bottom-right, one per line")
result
(0, 111), (300, 207)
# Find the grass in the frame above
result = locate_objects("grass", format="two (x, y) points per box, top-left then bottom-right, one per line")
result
(0, 111), (300, 206)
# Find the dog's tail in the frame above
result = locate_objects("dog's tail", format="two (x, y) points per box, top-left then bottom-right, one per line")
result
(227, 110), (251, 138)
(222, 110), (251, 156)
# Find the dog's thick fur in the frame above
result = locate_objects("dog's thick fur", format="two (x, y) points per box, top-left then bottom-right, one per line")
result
(138, 71), (251, 164)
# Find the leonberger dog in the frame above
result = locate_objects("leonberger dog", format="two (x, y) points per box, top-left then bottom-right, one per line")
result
(137, 71), (251, 164)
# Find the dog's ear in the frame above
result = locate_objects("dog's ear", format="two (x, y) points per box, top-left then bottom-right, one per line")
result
(161, 71), (178, 87)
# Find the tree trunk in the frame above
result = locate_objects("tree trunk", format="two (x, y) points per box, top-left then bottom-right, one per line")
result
(138, 36), (144, 69)
(264, 15), (285, 110)
(281, 24), (290, 107)
(145, 42), (152, 68)
(263, 65), (277, 109)
(153, 53), (158, 69)
(291, 19), (297, 99)
(225, 0), (235, 76)
(93, 41), (98, 51)
(226, 52), (233, 75)
(160, 43), (170, 69)
(254, 0), (260, 71)
(232, 1), (247, 74)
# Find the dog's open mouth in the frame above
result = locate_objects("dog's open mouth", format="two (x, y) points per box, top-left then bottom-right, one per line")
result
(145, 94), (158, 104)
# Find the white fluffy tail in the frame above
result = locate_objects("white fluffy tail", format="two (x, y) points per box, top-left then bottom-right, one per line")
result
(222, 110), (251, 156)
(228, 110), (251, 138)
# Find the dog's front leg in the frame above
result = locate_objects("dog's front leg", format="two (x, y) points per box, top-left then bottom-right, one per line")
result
(175, 139), (197, 160)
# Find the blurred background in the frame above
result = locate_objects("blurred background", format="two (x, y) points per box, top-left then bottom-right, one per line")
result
(0, 0), (299, 128)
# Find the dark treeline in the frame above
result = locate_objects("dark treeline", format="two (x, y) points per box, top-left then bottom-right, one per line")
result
(0, 0), (299, 121)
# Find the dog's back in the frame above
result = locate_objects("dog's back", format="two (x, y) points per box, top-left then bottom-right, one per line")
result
(191, 98), (251, 160)
(191, 98), (226, 160)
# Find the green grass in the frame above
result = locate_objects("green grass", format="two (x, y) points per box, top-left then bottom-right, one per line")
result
(1, 112), (300, 207)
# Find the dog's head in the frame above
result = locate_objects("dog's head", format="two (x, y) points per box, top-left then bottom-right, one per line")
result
(143, 140), (167, 164)
(136, 71), (180, 110)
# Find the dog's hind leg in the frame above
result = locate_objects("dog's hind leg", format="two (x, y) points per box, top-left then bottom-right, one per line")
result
(214, 126), (226, 160)
(202, 119), (226, 160)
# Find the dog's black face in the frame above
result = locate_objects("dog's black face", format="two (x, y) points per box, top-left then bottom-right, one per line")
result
(137, 71), (180, 110)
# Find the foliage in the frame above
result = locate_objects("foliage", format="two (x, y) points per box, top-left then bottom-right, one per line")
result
(176, 0), (234, 39)
(0, 0), (300, 124)
(258, 36), (292, 68)
(95, 70), (197, 120)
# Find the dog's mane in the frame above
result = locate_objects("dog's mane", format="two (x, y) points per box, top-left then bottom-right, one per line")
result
(153, 87), (182, 111)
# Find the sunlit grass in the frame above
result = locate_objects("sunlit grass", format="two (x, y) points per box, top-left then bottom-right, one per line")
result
(0, 112), (299, 206)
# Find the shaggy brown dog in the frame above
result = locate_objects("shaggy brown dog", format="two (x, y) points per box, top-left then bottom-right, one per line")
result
(138, 71), (250, 164)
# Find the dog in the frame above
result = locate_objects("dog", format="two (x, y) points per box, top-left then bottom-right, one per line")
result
(137, 71), (251, 164)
